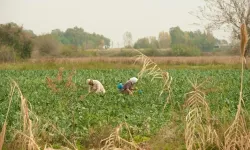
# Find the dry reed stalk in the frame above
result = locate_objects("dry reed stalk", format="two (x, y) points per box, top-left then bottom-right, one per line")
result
(134, 50), (172, 111)
(50, 124), (78, 150)
(11, 80), (40, 150)
(223, 106), (248, 150)
(134, 52), (172, 92)
(184, 80), (221, 150)
(134, 53), (163, 80)
(0, 79), (18, 150)
(240, 23), (248, 57)
(0, 123), (6, 150)
(240, 133), (250, 148)
(44, 146), (71, 150)
(100, 123), (141, 150)
(161, 72), (172, 111)
(30, 119), (76, 150)
(223, 22), (249, 150)
(160, 72), (172, 96)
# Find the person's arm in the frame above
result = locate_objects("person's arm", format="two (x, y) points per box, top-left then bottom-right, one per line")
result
(123, 81), (133, 95)
(126, 89), (133, 95)
(88, 85), (96, 93)
(88, 85), (91, 93)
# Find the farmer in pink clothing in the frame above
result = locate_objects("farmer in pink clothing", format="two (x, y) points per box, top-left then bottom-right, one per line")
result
(120, 77), (138, 95)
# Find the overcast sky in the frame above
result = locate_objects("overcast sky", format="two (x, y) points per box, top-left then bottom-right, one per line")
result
(0, 0), (230, 47)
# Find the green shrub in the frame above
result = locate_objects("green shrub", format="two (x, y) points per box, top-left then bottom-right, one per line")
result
(142, 48), (162, 56)
(0, 23), (33, 59)
(79, 50), (98, 57)
(171, 44), (201, 56)
(0, 45), (17, 62)
(34, 34), (60, 57)
(60, 45), (75, 57)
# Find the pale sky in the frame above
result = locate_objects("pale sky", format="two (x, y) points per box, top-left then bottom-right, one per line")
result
(0, 0), (230, 47)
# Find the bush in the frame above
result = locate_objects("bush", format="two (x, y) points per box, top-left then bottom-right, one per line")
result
(142, 48), (162, 56)
(60, 46), (99, 57)
(216, 46), (239, 56)
(117, 49), (138, 57)
(60, 45), (75, 57)
(0, 23), (33, 59)
(78, 50), (98, 57)
(171, 44), (201, 56)
(0, 45), (17, 62)
(34, 34), (60, 57)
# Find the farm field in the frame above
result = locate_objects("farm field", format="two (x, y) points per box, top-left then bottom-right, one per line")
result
(1, 66), (250, 149)
(1, 0), (250, 149)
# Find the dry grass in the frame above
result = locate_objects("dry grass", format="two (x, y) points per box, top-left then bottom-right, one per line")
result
(148, 122), (182, 150)
(10, 80), (40, 150)
(223, 105), (249, 150)
(3, 80), (76, 150)
(184, 79), (221, 150)
(1, 56), (249, 70)
(223, 22), (250, 150)
(100, 123), (141, 150)
(28, 56), (250, 65)
(0, 123), (6, 150)
(134, 51), (172, 111)
(0, 80), (15, 150)
(49, 124), (78, 150)
(241, 23), (248, 57)
(183, 23), (250, 150)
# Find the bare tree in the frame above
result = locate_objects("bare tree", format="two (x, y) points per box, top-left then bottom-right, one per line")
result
(158, 31), (171, 49)
(123, 31), (133, 48)
(192, 0), (250, 67)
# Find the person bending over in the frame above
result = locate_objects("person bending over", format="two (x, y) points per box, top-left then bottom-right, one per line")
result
(121, 77), (138, 95)
(86, 79), (106, 94)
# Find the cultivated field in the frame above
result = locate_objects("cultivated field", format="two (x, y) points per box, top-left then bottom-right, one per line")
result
(1, 54), (250, 149)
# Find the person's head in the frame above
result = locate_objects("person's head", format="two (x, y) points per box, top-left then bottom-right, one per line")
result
(129, 77), (138, 84)
(86, 79), (94, 85)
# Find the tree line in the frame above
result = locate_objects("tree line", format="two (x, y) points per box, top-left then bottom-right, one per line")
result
(124, 26), (229, 56)
(0, 22), (234, 62)
(0, 22), (111, 61)
(51, 27), (110, 49)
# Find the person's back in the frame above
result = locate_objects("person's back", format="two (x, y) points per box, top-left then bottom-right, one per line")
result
(87, 79), (106, 94)
(93, 80), (106, 93)
(123, 80), (133, 90)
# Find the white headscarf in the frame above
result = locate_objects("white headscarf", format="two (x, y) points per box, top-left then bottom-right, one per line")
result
(130, 77), (138, 84)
